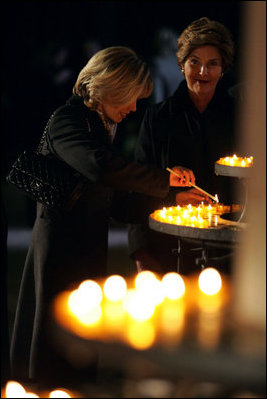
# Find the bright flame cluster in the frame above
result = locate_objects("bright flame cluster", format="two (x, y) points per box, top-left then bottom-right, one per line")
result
(3, 381), (73, 398)
(150, 203), (233, 228)
(54, 269), (229, 352)
(67, 273), (185, 326)
(216, 154), (253, 167)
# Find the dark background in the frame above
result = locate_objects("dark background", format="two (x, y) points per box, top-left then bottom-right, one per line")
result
(1, 0), (243, 176)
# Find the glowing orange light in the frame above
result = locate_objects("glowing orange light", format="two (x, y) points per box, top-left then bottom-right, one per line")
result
(161, 272), (185, 300)
(103, 275), (127, 301)
(125, 320), (155, 350)
(49, 389), (72, 398)
(150, 203), (232, 228)
(5, 381), (26, 398)
(4, 381), (41, 398)
(135, 271), (164, 305)
(122, 289), (155, 321)
(198, 268), (222, 295)
(67, 280), (103, 326)
(217, 155), (253, 167)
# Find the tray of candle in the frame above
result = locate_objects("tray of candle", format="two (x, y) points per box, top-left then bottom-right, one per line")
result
(214, 155), (254, 178)
(149, 203), (244, 242)
(49, 272), (266, 393)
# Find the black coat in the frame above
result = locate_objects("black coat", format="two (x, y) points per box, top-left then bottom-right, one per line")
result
(128, 79), (241, 269)
(10, 95), (170, 384)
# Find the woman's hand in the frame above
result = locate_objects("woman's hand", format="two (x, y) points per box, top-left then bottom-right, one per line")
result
(169, 166), (195, 187)
(176, 188), (212, 206)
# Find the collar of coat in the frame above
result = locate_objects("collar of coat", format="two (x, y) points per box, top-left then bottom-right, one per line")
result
(168, 79), (236, 116)
(66, 95), (112, 141)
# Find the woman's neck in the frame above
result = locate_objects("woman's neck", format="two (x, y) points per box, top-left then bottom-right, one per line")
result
(188, 89), (215, 113)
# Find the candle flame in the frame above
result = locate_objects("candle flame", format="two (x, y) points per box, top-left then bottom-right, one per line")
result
(198, 268), (222, 295)
(150, 203), (234, 228)
(161, 272), (185, 300)
(103, 275), (127, 301)
(5, 381), (26, 398)
(217, 155), (254, 167)
(49, 390), (71, 398)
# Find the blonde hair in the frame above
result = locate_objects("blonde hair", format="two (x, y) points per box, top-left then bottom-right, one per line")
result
(73, 46), (153, 110)
(177, 17), (234, 73)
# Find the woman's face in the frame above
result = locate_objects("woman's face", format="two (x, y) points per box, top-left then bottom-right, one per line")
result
(183, 45), (223, 98)
(100, 98), (137, 123)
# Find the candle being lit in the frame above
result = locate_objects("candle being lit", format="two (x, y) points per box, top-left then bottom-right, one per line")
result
(150, 202), (233, 229)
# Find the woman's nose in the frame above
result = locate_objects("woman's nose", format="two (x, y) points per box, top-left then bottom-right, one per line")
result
(199, 64), (208, 75)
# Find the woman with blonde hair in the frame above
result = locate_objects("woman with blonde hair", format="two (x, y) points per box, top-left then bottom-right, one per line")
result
(10, 46), (194, 386)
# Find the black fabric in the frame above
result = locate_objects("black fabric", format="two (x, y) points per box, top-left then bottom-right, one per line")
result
(1, 196), (10, 386)
(128, 79), (241, 274)
(10, 95), (171, 385)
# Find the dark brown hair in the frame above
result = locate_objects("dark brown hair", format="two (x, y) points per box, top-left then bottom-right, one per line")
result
(177, 17), (234, 72)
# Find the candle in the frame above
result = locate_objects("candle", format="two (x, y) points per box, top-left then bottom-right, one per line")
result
(103, 275), (127, 302)
(125, 319), (156, 350)
(151, 203), (233, 229)
(196, 268), (223, 349)
(216, 155), (253, 167)
(2, 381), (76, 398)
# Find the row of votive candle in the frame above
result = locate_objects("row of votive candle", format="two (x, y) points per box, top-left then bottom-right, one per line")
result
(216, 154), (253, 167)
(150, 203), (232, 228)
(54, 269), (230, 352)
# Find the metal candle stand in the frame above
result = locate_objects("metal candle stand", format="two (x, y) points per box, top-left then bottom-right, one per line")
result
(214, 161), (252, 224)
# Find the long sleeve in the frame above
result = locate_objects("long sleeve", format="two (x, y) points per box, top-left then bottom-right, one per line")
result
(47, 99), (170, 199)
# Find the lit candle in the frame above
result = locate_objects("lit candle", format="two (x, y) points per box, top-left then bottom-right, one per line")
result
(161, 272), (185, 300)
(159, 299), (185, 346)
(217, 154), (254, 167)
(196, 268), (225, 350)
(122, 288), (156, 322)
(4, 381), (27, 398)
(49, 390), (72, 398)
(125, 319), (156, 350)
(103, 275), (127, 302)
(134, 271), (164, 306)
